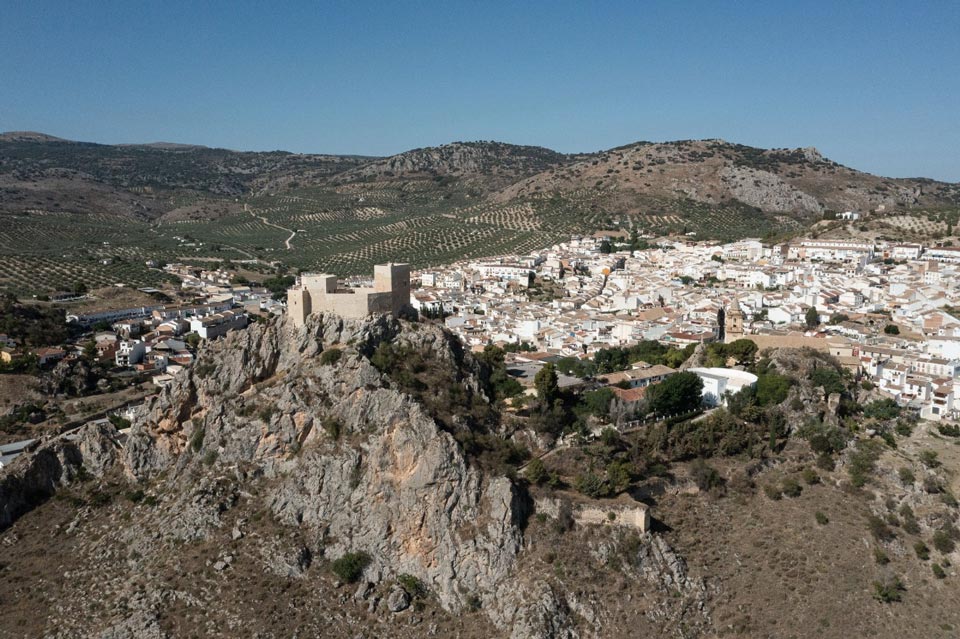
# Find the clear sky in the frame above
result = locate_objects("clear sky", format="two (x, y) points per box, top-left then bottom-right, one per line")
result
(2, 1), (958, 181)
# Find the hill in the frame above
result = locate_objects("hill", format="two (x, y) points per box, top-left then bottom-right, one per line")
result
(1, 132), (958, 296)
(2, 315), (960, 637)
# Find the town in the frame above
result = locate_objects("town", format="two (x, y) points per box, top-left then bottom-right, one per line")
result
(3, 228), (958, 469)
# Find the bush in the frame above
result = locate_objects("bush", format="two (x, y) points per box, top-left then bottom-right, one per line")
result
(809, 367), (845, 396)
(933, 531), (956, 554)
(919, 450), (940, 468)
(915, 540), (930, 560)
(397, 574), (428, 598)
(815, 511), (829, 525)
(322, 417), (342, 440)
(525, 458), (548, 485)
(816, 453), (835, 471)
(872, 575), (904, 603)
(802, 468), (820, 485)
(867, 515), (894, 541)
(937, 424), (960, 437)
(894, 420), (913, 437)
(933, 563), (947, 579)
(574, 472), (608, 499)
(330, 552), (371, 583)
(902, 515), (921, 535)
(763, 484), (783, 500)
(320, 348), (343, 366)
(848, 440), (882, 487)
(874, 547), (890, 565)
(189, 426), (205, 452)
(781, 478), (802, 498)
(898, 467), (915, 485)
(863, 399), (900, 421)
(690, 459), (724, 493)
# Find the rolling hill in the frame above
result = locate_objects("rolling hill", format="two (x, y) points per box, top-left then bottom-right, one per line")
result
(0, 133), (958, 295)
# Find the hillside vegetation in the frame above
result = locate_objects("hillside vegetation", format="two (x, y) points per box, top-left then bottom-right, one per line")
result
(1, 133), (958, 295)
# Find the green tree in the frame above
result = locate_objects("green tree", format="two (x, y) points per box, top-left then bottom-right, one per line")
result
(646, 372), (704, 417)
(755, 372), (791, 406)
(82, 339), (97, 361)
(534, 363), (559, 405)
(884, 324), (900, 335)
(805, 307), (820, 329)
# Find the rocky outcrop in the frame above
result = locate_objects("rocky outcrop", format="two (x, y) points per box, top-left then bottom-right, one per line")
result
(121, 313), (543, 631)
(0, 421), (122, 530)
(718, 165), (824, 214)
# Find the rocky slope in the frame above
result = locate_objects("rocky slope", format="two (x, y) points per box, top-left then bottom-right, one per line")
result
(496, 139), (960, 218)
(0, 314), (708, 637)
(333, 141), (571, 189)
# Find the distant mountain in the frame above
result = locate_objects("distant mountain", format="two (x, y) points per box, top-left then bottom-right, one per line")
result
(0, 132), (957, 224)
(0, 131), (68, 142)
(495, 139), (960, 220)
(334, 141), (573, 190)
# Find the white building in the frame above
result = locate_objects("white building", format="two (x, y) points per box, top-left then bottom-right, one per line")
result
(688, 368), (759, 406)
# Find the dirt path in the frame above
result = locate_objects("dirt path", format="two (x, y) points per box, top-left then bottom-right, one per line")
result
(245, 204), (296, 249)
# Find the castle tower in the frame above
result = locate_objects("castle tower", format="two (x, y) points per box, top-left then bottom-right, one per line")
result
(724, 298), (744, 344)
(374, 263), (411, 316)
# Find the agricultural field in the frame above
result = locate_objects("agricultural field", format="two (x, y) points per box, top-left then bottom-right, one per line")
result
(0, 177), (819, 297)
(0, 212), (186, 296)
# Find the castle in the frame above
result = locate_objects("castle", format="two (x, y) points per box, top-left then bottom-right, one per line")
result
(287, 263), (411, 327)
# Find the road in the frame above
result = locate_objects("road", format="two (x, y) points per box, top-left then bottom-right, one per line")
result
(245, 204), (297, 250)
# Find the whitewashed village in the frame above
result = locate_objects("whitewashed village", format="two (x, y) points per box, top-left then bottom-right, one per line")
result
(3, 230), (959, 468)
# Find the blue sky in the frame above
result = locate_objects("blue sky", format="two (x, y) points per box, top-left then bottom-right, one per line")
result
(2, 1), (958, 181)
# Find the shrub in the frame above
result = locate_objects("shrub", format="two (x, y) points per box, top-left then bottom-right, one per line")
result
(933, 563), (947, 579)
(189, 426), (205, 452)
(937, 424), (960, 437)
(525, 458), (548, 485)
(802, 468), (820, 485)
(903, 515), (921, 535)
(933, 531), (956, 554)
(919, 450), (940, 468)
(320, 348), (343, 366)
(862, 398), (900, 420)
(330, 552), (371, 583)
(815, 511), (829, 525)
(867, 515), (894, 541)
(690, 459), (724, 493)
(809, 367), (845, 396)
(574, 472), (608, 499)
(763, 484), (783, 501)
(898, 467), (915, 485)
(397, 574), (428, 598)
(872, 575), (904, 603)
(816, 453), (835, 471)
(781, 478), (802, 498)
(874, 547), (890, 565)
(894, 421), (913, 437)
(848, 440), (882, 487)
(322, 417), (342, 440)
(915, 541), (930, 560)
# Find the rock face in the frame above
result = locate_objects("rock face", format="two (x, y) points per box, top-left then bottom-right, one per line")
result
(0, 421), (122, 530)
(718, 165), (824, 215)
(122, 314), (534, 629)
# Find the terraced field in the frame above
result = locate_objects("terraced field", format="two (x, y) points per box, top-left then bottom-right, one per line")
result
(0, 212), (186, 295)
(0, 177), (818, 296)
